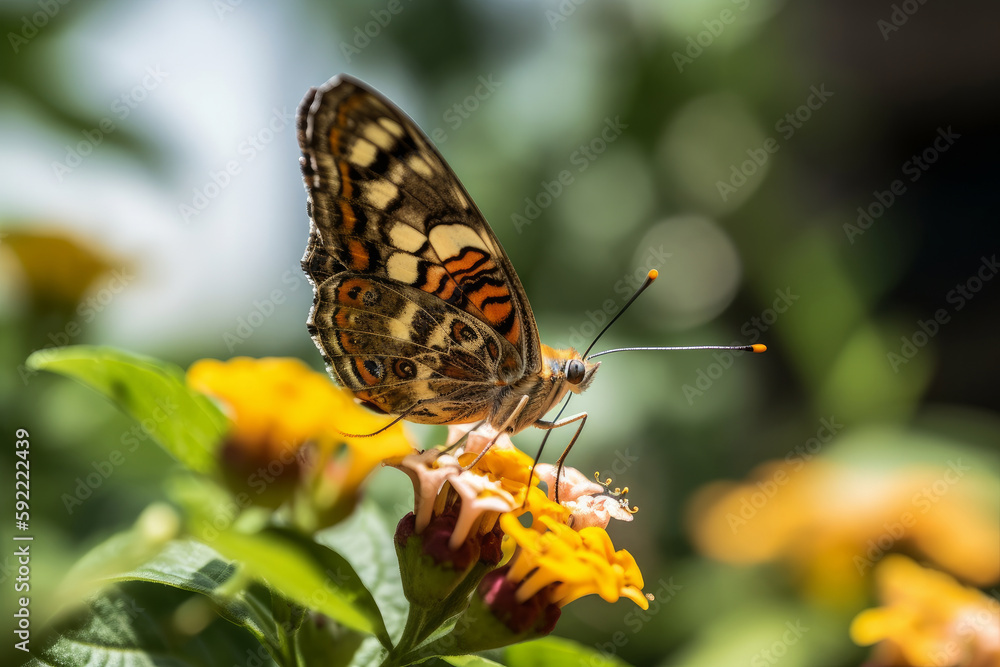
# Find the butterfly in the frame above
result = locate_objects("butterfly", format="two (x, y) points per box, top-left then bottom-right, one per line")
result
(297, 75), (599, 444)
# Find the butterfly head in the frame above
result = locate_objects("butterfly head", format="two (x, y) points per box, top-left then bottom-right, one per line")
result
(542, 344), (600, 395)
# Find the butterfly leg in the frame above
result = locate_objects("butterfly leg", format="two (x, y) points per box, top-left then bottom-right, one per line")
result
(532, 411), (588, 504)
(440, 419), (488, 455)
(462, 395), (530, 470)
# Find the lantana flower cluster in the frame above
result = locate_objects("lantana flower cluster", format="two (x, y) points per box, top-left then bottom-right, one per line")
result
(387, 425), (645, 655)
(187, 357), (646, 658)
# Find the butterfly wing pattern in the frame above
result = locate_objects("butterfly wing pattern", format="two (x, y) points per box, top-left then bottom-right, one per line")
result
(298, 75), (598, 433)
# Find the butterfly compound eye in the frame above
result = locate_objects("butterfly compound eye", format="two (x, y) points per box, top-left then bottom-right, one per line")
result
(565, 359), (586, 385)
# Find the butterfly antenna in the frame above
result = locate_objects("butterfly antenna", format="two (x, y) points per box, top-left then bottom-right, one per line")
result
(528, 270), (767, 508)
(582, 270), (659, 359)
(588, 344), (767, 359)
(582, 268), (768, 359)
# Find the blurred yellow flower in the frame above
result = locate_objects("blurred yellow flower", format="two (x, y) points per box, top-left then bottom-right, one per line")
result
(187, 357), (413, 525)
(851, 554), (999, 667)
(2, 228), (123, 307)
(686, 457), (999, 606)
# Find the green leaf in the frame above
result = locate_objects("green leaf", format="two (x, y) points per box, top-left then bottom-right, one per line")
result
(56, 515), (386, 666)
(107, 539), (278, 649)
(26, 345), (227, 473)
(443, 655), (507, 666)
(59, 519), (283, 658)
(505, 636), (633, 667)
(317, 501), (408, 638)
(23, 582), (273, 667)
(207, 526), (391, 647)
(294, 613), (367, 667)
(348, 636), (392, 667)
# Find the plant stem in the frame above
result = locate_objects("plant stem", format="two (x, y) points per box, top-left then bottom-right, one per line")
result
(378, 602), (431, 667)
(411, 561), (490, 645)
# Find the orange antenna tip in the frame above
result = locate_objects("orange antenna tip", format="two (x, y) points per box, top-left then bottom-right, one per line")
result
(751, 344), (767, 353)
(648, 269), (658, 281)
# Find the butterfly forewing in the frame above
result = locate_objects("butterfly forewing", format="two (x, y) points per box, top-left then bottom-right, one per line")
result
(298, 75), (543, 424)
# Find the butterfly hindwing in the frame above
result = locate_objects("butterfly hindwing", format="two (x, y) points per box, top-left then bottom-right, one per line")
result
(299, 75), (541, 422)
